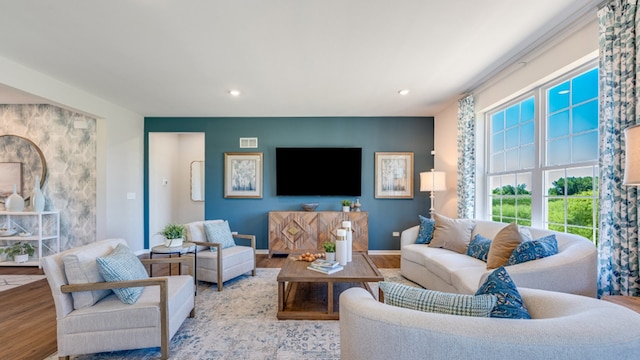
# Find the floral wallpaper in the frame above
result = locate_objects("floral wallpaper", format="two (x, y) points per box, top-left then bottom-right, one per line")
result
(0, 104), (96, 250)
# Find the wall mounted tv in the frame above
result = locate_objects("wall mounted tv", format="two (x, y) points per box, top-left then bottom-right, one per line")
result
(276, 147), (362, 196)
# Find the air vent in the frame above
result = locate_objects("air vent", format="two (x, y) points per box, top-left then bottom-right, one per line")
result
(239, 137), (258, 148)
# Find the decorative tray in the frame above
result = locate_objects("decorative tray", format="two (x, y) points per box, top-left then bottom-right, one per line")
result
(0, 228), (17, 237)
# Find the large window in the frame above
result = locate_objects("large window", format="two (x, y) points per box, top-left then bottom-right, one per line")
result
(487, 65), (599, 243)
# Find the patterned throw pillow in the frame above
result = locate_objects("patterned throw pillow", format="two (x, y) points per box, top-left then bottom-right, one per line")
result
(379, 282), (497, 317)
(415, 215), (436, 244)
(486, 222), (532, 269)
(467, 234), (492, 262)
(507, 234), (558, 265)
(475, 266), (531, 319)
(96, 243), (149, 304)
(204, 220), (236, 249)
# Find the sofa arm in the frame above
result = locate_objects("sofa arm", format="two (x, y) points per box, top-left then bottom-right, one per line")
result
(400, 225), (419, 247)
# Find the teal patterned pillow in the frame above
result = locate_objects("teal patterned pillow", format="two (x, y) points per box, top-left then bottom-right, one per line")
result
(96, 243), (149, 304)
(507, 234), (558, 265)
(204, 220), (236, 249)
(475, 266), (531, 319)
(415, 215), (436, 244)
(379, 282), (496, 317)
(467, 234), (492, 262)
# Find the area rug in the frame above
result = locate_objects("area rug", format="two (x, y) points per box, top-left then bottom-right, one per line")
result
(0, 274), (46, 292)
(45, 268), (417, 360)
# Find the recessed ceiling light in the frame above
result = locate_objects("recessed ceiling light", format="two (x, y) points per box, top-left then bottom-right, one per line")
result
(229, 89), (241, 97)
(398, 89), (410, 96)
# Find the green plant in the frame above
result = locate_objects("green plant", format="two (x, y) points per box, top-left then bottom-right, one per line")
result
(159, 224), (185, 240)
(322, 241), (336, 253)
(2, 242), (35, 260)
(341, 199), (352, 207)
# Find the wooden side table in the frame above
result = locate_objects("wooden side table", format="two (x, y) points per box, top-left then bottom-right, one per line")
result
(602, 295), (640, 313)
(149, 242), (196, 277)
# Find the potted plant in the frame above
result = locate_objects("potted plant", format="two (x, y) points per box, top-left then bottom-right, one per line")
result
(341, 199), (352, 212)
(159, 224), (185, 247)
(2, 242), (35, 263)
(322, 241), (336, 261)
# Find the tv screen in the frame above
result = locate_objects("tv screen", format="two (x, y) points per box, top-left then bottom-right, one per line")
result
(276, 147), (362, 196)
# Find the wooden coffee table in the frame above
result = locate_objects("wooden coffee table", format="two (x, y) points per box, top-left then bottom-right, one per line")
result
(277, 252), (384, 320)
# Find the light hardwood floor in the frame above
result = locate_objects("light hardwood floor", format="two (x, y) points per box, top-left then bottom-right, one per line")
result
(0, 254), (399, 360)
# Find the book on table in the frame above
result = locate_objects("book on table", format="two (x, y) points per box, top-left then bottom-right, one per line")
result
(307, 263), (344, 274)
(310, 259), (340, 268)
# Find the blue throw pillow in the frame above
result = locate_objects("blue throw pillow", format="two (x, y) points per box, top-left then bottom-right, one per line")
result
(475, 266), (531, 319)
(96, 243), (149, 304)
(204, 220), (236, 249)
(507, 234), (558, 266)
(415, 215), (435, 244)
(467, 234), (492, 262)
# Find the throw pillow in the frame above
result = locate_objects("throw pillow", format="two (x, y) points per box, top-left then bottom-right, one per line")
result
(379, 281), (496, 317)
(507, 234), (558, 265)
(415, 215), (436, 244)
(203, 220), (236, 249)
(63, 252), (112, 309)
(467, 234), (492, 262)
(428, 213), (476, 254)
(475, 266), (531, 319)
(96, 243), (149, 304)
(485, 222), (532, 269)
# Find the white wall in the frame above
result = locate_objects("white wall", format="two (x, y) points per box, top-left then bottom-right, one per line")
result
(0, 55), (146, 251)
(434, 15), (599, 220)
(176, 133), (205, 224)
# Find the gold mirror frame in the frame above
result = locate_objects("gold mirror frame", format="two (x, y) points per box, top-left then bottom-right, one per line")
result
(0, 134), (47, 203)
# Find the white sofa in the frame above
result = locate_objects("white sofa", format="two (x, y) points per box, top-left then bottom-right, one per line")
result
(340, 286), (640, 360)
(401, 220), (597, 297)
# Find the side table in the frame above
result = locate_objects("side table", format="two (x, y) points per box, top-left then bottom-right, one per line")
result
(149, 242), (196, 278)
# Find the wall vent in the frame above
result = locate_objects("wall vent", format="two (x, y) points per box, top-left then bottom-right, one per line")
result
(240, 137), (258, 148)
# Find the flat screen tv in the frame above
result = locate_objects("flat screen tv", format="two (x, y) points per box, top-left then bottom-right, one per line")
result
(276, 147), (362, 196)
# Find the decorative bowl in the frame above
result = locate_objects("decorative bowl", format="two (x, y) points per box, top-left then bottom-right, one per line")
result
(301, 203), (319, 212)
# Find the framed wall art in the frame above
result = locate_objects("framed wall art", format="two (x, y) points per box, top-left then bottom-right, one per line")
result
(374, 152), (414, 199)
(224, 152), (263, 198)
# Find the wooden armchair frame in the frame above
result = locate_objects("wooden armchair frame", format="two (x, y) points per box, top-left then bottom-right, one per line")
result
(191, 233), (256, 291)
(58, 256), (195, 360)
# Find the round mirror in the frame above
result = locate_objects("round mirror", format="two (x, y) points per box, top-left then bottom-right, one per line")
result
(0, 135), (47, 203)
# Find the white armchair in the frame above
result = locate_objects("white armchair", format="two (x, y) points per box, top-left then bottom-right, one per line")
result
(41, 238), (195, 360)
(184, 220), (256, 291)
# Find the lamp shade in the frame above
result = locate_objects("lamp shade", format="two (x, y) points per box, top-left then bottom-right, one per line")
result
(420, 171), (446, 192)
(624, 124), (640, 185)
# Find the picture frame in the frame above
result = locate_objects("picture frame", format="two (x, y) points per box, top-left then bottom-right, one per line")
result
(0, 162), (22, 201)
(374, 152), (414, 199)
(224, 152), (263, 198)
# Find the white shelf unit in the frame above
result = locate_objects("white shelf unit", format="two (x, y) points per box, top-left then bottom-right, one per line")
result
(0, 211), (60, 268)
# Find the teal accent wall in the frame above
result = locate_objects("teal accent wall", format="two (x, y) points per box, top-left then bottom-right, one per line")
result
(144, 117), (434, 251)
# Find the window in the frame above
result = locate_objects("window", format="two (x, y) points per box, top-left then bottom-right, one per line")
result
(487, 65), (599, 243)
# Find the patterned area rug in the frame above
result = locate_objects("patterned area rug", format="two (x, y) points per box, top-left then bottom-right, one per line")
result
(0, 275), (46, 292)
(45, 268), (416, 360)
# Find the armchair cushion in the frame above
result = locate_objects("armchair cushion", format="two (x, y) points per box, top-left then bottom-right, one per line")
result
(62, 249), (113, 310)
(204, 220), (236, 249)
(96, 243), (149, 304)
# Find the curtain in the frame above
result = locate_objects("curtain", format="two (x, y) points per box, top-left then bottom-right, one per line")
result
(598, 0), (640, 297)
(457, 95), (476, 219)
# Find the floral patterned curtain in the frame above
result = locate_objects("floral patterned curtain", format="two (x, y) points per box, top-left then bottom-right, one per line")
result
(457, 95), (476, 219)
(598, 0), (640, 297)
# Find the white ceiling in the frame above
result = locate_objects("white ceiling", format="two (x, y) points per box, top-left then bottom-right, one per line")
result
(0, 0), (600, 117)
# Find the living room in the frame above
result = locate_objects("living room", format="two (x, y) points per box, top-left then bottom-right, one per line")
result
(4, 1), (640, 359)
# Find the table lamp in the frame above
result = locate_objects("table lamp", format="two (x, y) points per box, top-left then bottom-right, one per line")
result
(420, 170), (446, 216)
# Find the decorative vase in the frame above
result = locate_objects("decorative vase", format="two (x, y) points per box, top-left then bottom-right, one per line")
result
(343, 221), (352, 262)
(336, 229), (348, 266)
(14, 253), (29, 263)
(31, 176), (45, 212)
(164, 237), (184, 247)
(325, 252), (335, 261)
(6, 184), (25, 212)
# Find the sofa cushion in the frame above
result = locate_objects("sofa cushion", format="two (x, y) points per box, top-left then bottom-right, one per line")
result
(96, 243), (150, 304)
(204, 220), (236, 249)
(429, 213), (476, 254)
(415, 215), (435, 244)
(62, 247), (114, 310)
(475, 266), (530, 319)
(467, 234), (492, 262)
(379, 281), (496, 317)
(507, 234), (558, 265)
(486, 222), (532, 269)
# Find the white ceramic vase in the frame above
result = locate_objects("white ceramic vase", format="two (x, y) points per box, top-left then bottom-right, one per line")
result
(164, 237), (184, 247)
(31, 176), (45, 212)
(6, 184), (25, 212)
(343, 221), (352, 262)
